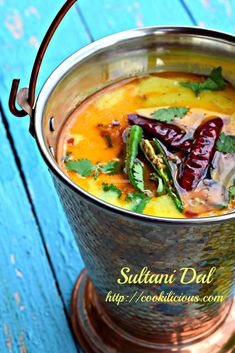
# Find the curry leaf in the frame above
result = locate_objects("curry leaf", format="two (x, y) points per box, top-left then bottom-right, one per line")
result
(216, 133), (235, 153)
(151, 107), (189, 122)
(180, 67), (226, 96)
(102, 183), (122, 198)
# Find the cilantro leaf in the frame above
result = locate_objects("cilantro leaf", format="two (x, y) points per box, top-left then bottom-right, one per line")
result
(102, 183), (122, 198)
(229, 185), (235, 198)
(216, 133), (235, 153)
(66, 159), (94, 177)
(66, 159), (120, 179)
(180, 67), (226, 96)
(151, 107), (189, 122)
(180, 82), (201, 96)
(93, 167), (100, 181)
(125, 192), (145, 201)
(125, 192), (151, 214)
(132, 162), (144, 192)
(229, 180), (235, 201)
(99, 161), (120, 174)
(134, 197), (151, 213)
(210, 66), (226, 87)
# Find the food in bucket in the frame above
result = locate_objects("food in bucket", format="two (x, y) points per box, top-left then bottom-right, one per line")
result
(57, 68), (235, 218)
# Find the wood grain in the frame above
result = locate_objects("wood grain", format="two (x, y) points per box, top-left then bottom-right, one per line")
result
(0, 0), (88, 311)
(77, 0), (193, 39)
(0, 112), (78, 353)
(183, 0), (235, 32)
(0, 0), (194, 317)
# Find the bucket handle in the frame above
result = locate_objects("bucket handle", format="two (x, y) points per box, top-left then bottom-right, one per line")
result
(9, 0), (77, 133)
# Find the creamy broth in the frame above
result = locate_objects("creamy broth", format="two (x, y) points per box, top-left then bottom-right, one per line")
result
(57, 71), (235, 218)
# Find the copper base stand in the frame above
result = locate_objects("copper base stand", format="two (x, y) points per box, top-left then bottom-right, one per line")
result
(70, 270), (235, 353)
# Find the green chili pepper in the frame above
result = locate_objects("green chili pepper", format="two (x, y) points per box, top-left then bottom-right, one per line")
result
(150, 173), (166, 196)
(125, 125), (144, 191)
(140, 138), (183, 212)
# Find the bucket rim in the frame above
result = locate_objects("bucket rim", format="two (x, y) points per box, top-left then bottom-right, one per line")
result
(34, 25), (235, 226)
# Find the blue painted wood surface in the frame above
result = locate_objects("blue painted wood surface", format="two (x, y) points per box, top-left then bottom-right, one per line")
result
(183, 0), (235, 32)
(77, 0), (193, 39)
(0, 111), (78, 352)
(0, 0), (234, 352)
(0, 0), (89, 311)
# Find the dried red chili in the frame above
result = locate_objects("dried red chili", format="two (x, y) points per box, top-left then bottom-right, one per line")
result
(128, 114), (192, 152)
(178, 117), (224, 191)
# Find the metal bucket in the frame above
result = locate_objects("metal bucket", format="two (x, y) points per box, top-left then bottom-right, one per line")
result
(9, 2), (235, 352)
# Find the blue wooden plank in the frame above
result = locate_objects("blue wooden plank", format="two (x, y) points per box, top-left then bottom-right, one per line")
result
(1, 0), (90, 90)
(0, 112), (78, 353)
(77, 0), (193, 40)
(183, 0), (235, 33)
(0, 1), (89, 310)
(1, 0), (224, 351)
(0, 0), (194, 314)
(0, 0), (193, 338)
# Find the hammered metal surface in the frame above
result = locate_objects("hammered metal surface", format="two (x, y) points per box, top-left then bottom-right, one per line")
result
(35, 26), (235, 348)
(53, 175), (235, 343)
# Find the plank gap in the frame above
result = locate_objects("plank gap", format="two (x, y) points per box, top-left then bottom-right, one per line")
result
(75, 3), (95, 42)
(0, 101), (80, 352)
(179, 0), (198, 26)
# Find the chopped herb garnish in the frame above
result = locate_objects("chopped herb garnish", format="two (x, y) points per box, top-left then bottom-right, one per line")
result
(125, 192), (144, 201)
(180, 67), (227, 96)
(66, 159), (94, 177)
(126, 192), (151, 213)
(65, 159), (120, 179)
(151, 107), (189, 122)
(102, 183), (122, 198)
(104, 134), (113, 148)
(216, 132), (235, 153)
(99, 160), (120, 174)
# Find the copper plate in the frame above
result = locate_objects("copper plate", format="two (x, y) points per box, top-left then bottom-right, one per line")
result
(70, 270), (235, 353)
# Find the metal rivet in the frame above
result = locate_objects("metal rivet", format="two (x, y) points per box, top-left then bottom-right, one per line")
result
(49, 116), (55, 132)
